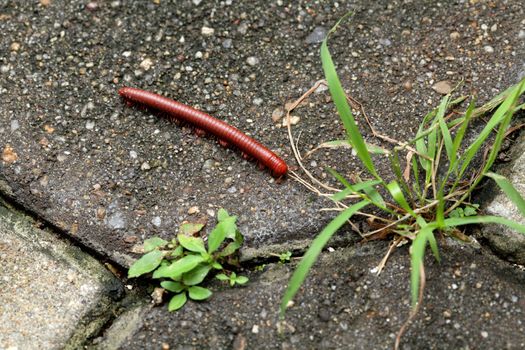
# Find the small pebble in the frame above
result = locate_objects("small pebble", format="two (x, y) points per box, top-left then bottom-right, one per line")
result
(518, 30), (525, 40)
(379, 38), (392, 46)
(151, 216), (162, 227)
(201, 26), (215, 36)
(450, 31), (460, 40)
(192, 0), (202, 5)
(483, 45), (494, 54)
(272, 108), (284, 122)
(10, 42), (20, 51)
(141, 162), (151, 170)
(237, 22), (249, 35)
(85, 121), (95, 130)
(10, 120), (19, 131)
(202, 159), (214, 170)
(432, 80), (452, 95)
(222, 39), (233, 48)
(305, 26), (327, 44)
(188, 206), (200, 214)
(481, 331), (488, 339)
(282, 115), (300, 126)
(86, 2), (98, 11)
(139, 58), (154, 71)
(246, 56), (259, 66)
(253, 98), (263, 106)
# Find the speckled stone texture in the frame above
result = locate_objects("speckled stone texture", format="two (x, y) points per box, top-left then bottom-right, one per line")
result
(0, 200), (122, 349)
(480, 133), (525, 264)
(106, 242), (525, 350)
(1, 0), (523, 267)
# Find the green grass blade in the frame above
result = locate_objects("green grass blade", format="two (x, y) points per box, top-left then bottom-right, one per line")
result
(321, 18), (379, 179)
(436, 189), (445, 229)
(410, 225), (436, 307)
(411, 154), (423, 201)
(386, 181), (415, 217)
(452, 98), (476, 158)
(414, 110), (435, 171)
(390, 150), (413, 204)
(331, 179), (382, 201)
(443, 216), (525, 234)
(480, 87), (522, 175)
(486, 172), (525, 217)
(436, 95), (455, 166)
(327, 168), (386, 210)
(280, 200), (369, 318)
(409, 95), (468, 145)
(426, 229), (440, 263)
(458, 81), (525, 178)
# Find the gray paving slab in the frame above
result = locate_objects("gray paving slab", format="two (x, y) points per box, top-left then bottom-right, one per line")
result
(480, 134), (525, 264)
(98, 242), (525, 349)
(1, 0), (524, 267)
(0, 199), (123, 350)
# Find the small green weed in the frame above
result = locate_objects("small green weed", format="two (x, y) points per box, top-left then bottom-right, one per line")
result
(281, 13), (525, 335)
(216, 271), (249, 287)
(269, 251), (292, 264)
(128, 208), (249, 311)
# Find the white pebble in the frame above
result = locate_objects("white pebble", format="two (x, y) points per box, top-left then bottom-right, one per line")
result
(282, 115), (300, 126)
(139, 57), (154, 70)
(483, 45), (494, 53)
(10, 120), (19, 131)
(201, 26), (215, 36)
(151, 216), (162, 227)
(246, 56), (259, 66)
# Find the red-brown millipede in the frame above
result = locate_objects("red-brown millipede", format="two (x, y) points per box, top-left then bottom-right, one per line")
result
(118, 87), (288, 178)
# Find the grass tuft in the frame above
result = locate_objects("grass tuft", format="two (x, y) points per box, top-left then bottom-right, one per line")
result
(281, 14), (525, 328)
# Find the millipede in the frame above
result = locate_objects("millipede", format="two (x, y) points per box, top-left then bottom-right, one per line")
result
(118, 87), (288, 178)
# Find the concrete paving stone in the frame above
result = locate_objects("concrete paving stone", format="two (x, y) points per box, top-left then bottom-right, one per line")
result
(102, 242), (525, 349)
(0, 0), (524, 267)
(0, 199), (123, 350)
(480, 133), (525, 264)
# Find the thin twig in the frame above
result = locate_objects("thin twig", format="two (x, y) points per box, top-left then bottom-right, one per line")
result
(394, 263), (426, 350)
(375, 236), (404, 275)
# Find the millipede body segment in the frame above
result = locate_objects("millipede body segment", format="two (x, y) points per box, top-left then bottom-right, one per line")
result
(118, 87), (288, 178)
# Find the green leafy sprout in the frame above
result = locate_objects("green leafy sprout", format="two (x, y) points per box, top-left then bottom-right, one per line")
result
(128, 208), (249, 311)
(281, 14), (525, 319)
